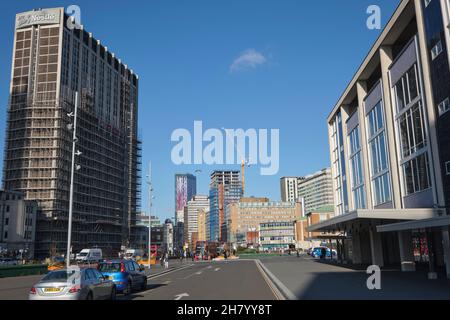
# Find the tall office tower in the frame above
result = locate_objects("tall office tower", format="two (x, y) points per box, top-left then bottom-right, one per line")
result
(297, 168), (334, 214)
(183, 195), (209, 249)
(174, 174), (197, 224)
(174, 174), (196, 249)
(280, 177), (303, 202)
(2, 8), (141, 258)
(209, 171), (242, 242)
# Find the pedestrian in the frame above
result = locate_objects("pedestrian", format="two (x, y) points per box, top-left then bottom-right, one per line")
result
(164, 253), (169, 269)
(321, 247), (327, 259)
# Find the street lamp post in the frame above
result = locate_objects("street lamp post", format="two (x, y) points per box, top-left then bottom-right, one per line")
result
(147, 162), (154, 268)
(66, 92), (81, 269)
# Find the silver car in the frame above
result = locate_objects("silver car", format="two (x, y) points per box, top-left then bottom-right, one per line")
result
(29, 268), (116, 300)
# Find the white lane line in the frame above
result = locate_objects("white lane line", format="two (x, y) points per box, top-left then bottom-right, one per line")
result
(146, 264), (194, 280)
(174, 293), (189, 300)
(214, 268), (221, 272)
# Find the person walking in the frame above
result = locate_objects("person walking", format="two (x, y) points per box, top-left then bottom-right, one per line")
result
(164, 252), (169, 269)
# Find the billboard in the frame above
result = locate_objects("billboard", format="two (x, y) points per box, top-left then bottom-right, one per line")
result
(16, 9), (61, 30)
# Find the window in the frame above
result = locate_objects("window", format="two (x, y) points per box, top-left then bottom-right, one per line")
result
(431, 40), (443, 61)
(4, 232), (7, 240)
(403, 153), (431, 195)
(424, 0), (432, 7)
(395, 65), (421, 112)
(398, 102), (427, 157)
(5, 218), (8, 226)
(331, 113), (349, 214)
(393, 63), (432, 196)
(348, 126), (366, 209)
(446, 161), (450, 175)
(438, 98), (450, 116)
(366, 101), (392, 206)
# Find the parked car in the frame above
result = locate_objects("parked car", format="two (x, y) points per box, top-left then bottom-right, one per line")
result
(0, 258), (19, 266)
(311, 247), (337, 258)
(29, 268), (116, 300)
(97, 260), (147, 295)
(76, 248), (103, 263)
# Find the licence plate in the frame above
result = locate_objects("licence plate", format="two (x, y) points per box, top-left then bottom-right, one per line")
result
(44, 287), (61, 292)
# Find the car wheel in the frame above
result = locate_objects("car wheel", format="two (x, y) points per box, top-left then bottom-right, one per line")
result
(110, 286), (116, 300)
(86, 291), (93, 300)
(124, 281), (132, 295)
(141, 278), (147, 291)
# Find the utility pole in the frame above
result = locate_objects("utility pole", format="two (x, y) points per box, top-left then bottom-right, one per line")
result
(66, 92), (81, 268)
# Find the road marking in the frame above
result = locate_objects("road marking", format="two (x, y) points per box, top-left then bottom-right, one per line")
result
(163, 280), (171, 285)
(255, 259), (296, 300)
(195, 271), (202, 275)
(174, 293), (189, 300)
(214, 268), (221, 272)
(147, 264), (194, 280)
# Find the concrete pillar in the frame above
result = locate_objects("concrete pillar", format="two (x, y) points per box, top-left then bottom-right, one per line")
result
(398, 231), (416, 272)
(356, 81), (373, 210)
(352, 230), (363, 265)
(442, 227), (450, 279)
(369, 227), (384, 267)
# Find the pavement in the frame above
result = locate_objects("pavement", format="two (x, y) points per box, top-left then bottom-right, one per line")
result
(258, 255), (450, 300)
(2, 256), (450, 300)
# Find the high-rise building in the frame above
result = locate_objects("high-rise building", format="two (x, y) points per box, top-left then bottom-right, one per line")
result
(174, 174), (197, 224)
(183, 195), (209, 248)
(197, 207), (208, 243)
(280, 177), (303, 202)
(309, 0), (450, 278)
(174, 174), (196, 249)
(209, 171), (242, 242)
(2, 8), (141, 258)
(297, 168), (333, 213)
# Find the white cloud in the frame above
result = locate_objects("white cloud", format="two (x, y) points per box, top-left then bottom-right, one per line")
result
(230, 49), (267, 73)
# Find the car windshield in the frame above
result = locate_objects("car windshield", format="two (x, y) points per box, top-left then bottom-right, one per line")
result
(41, 270), (79, 282)
(98, 263), (121, 272)
(78, 252), (88, 256)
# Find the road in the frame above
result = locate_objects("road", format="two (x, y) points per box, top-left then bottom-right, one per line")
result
(2, 256), (450, 300)
(0, 259), (278, 300)
(121, 260), (277, 300)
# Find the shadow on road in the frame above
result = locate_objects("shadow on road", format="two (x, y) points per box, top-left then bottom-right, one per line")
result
(118, 284), (168, 300)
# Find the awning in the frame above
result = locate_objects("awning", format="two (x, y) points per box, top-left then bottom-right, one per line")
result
(377, 215), (450, 233)
(307, 208), (442, 233)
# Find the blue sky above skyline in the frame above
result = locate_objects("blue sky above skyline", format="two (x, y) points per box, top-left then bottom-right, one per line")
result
(0, 0), (400, 221)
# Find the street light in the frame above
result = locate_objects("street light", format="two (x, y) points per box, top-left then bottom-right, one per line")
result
(66, 92), (81, 268)
(146, 162), (154, 268)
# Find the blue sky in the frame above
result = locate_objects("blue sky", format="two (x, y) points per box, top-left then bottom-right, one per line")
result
(0, 0), (400, 221)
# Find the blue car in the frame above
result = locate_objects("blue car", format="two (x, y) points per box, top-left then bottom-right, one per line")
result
(97, 260), (147, 295)
(311, 247), (336, 258)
